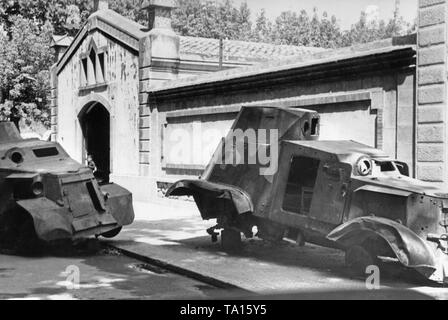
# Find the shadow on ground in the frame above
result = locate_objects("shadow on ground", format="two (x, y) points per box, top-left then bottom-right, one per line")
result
(113, 218), (443, 290)
(0, 239), (240, 300)
(1, 215), (444, 300)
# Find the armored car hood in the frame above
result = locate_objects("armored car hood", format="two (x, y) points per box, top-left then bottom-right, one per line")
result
(354, 175), (448, 199)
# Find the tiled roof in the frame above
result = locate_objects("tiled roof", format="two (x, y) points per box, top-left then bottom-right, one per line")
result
(57, 8), (327, 69)
(180, 36), (325, 63)
(90, 9), (324, 63)
(151, 38), (416, 92)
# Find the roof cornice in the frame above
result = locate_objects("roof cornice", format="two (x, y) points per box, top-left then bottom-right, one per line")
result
(56, 11), (146, 75)
(150, 46), (416, 101)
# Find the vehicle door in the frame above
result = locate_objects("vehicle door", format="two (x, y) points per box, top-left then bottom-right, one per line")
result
(308, 161), (351, 224)
(280, 155), (321, 216)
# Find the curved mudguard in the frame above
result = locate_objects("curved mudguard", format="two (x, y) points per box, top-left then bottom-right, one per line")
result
(327, 216), (437, 272)
(100, 183), (135, 226)
(17, 183), (134, 242)
(17, 198), (73, 242)
(166, 180), (253, 219)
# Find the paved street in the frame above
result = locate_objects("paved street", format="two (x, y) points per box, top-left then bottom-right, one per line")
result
(108, 199), (448, 300)
(0, 245), (231, 300)
(1, 198), (448, 300)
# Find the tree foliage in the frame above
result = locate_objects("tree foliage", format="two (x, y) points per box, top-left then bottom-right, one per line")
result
(171, 0), (252, 40)
(0, 15), (54, 127)
(268, 8), (342, 48)
(252, 9), (272, 43)
(171, 1), (412, 49)
(0, 0), (94, 36)
(340, 5), (415, 47)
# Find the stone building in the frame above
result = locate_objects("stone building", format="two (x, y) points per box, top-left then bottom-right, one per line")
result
(51, 35), (74, 62)
(53, 0), (448, 201)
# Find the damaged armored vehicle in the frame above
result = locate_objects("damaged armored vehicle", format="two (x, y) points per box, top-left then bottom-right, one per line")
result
(167, 106), (448, 284)
(0, 122), (134, 252)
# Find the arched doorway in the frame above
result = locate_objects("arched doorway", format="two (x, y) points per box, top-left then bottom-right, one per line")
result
(79, 102), (110, 183)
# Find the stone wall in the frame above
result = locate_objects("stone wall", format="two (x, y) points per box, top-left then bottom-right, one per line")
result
(417, 0), (448, 183)
(138, 35), (180, 179)
(50, 65), (58, 142)
(56, 30), (140, 180)
(149, 57), (416, 187)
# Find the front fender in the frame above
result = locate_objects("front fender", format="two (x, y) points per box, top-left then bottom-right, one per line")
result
(327, 216), (437, 271)
(17, 198), (73, 242)
(100, 183), (134, 226)
(166, 180), (253, 219)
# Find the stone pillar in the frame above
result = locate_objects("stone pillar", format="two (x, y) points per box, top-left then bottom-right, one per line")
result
(417, 0), (448, 183)
(138, 37), (152, 179)
(138, 0), (179, 182)
(50, 64), (58, 142)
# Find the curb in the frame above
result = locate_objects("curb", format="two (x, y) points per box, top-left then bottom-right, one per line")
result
(107, 244), (253, 294)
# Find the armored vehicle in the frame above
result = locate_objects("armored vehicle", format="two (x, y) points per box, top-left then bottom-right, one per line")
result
(0, 122), (134, 252)
(167, 106), (448, 284)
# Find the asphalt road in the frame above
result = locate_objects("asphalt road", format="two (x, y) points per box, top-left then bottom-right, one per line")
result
(107, 200), (448, 300)
(0, 243), (234, 300)
(2, 199), (448, 300)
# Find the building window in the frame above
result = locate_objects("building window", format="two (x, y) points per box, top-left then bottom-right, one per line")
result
(80, 41), (107, 88)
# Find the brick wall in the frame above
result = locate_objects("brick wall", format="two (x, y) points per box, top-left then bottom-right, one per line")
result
(417, 0), (448, 182)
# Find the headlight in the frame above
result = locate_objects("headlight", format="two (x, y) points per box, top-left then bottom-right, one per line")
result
(11, 175), (44, 199)
(356, 157), (372, 176)
(31, 181), (44, 197)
